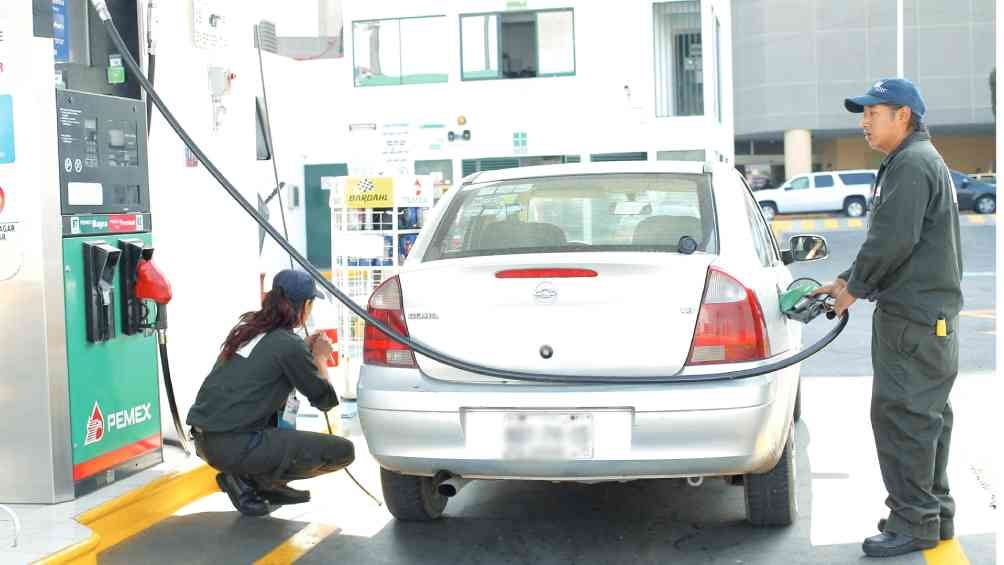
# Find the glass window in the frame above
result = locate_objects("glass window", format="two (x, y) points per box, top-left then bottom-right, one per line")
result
(838, 172), (876, 186)
(657, 149), (706, 161)
(814, 174), (835, 188)
(536, 11), (575, 75)
(353, 16), (447, 86)
(425, 173), (718, 261)
(461, 15), (500, 79)
(787, 177), (810, 190)
(654, 1), (703, 117)
(739, 176), (777, 267)
(461, 10), (575, 80)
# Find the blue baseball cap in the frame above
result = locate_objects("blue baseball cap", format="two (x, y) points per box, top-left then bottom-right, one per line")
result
(844, 78), (926, 120)
(272, 269), (325, 304)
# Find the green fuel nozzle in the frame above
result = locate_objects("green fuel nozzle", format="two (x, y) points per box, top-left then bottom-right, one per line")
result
(780, 280), (837, 324)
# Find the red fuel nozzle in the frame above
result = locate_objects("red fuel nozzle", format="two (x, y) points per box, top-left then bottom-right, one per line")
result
(135, 258), (172, 305)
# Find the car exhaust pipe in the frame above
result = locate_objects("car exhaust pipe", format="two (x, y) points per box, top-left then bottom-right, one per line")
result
(436, 475), (470, 498)
(686, 476), (704, 487)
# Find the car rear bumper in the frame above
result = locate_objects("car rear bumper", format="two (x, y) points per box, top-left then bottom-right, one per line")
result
(357, 364), (797, 481)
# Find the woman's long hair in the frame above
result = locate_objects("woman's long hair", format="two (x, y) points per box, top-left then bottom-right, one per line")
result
(219, 288), (302, 361)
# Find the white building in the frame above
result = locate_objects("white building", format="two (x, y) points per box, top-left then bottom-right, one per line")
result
(258, 0), (736, 272)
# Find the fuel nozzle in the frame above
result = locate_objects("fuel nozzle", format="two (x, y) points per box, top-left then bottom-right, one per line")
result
(780, 280), (836, 324)
(135, 256), (172, 336)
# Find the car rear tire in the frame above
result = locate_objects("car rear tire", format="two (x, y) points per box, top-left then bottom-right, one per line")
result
(744, 423), (797, 527)
(380, 467), (448, 521)
(844, 197), (867, 218)
(976, 195), (996, 214)
(760, 202), (778, 221)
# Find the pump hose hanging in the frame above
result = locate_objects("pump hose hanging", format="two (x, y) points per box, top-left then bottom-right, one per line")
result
(91, 1), (847, 385)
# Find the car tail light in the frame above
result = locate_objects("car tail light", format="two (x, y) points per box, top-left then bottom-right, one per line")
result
(687, 267), (769, 365)
(363, 276), (417, 368)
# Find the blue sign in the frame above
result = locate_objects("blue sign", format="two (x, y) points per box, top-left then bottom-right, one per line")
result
(0, 96), (14, 164)
(53, 0), (69, 63)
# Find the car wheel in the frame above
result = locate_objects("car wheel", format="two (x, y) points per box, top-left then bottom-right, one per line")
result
(380, 467), (448, 521)
(744, 423), (797, 527)
(760, 202), (778, 221)
(844, 197), (867, 218)
(793, 381), (802, 422)
(976, 195), (996, 214)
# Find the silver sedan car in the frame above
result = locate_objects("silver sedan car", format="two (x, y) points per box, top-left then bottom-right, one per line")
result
(357, 161), (827, 526)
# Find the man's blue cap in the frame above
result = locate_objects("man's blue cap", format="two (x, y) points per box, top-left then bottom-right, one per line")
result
(844, 78), (926, 120)
(273, 269), (325, 304)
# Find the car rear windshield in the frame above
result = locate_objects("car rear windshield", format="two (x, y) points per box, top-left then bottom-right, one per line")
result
(838, 172), (876, 186)
(424, 173), (718, 261)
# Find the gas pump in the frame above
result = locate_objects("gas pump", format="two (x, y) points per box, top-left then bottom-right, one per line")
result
(0, 0), (163, 503)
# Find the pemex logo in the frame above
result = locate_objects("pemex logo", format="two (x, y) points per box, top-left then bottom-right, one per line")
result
(84, 402), (105, 445)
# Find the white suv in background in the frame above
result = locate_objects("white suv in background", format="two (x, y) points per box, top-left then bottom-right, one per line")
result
(755, 170), (876, 220)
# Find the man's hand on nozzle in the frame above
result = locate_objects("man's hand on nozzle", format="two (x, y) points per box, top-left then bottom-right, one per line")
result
(811, 278), (848, 299)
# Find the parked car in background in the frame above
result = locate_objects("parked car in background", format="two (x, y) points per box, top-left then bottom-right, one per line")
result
(968, 173), (996, 185)
(952, 170), (996, 214)
(754, 170), (876, 220)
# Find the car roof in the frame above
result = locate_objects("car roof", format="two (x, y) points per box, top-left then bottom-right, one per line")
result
(462, 161), (712, 185)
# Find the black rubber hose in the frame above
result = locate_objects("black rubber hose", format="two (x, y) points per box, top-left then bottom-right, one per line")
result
(145, 53), (155, 132)
(158, 328), (192, 454)
(94, 6), (847, 385)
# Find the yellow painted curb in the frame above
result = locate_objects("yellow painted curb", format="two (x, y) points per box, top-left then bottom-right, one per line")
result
(35, 464), (219, 565)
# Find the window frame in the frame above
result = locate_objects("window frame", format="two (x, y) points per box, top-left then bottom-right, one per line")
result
(736, 171), (781, 266)
(459, 8), (577, 82)
(351, 14), (449, 87)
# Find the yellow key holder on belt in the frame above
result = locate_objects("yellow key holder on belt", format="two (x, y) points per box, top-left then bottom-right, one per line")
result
(936, 317), (948, 337)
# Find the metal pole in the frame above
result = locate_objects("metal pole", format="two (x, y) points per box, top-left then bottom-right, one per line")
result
(896, 0), (904, 78)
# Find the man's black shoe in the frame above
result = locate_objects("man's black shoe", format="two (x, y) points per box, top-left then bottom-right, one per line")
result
(215, 473), (273, 517)
(862, 532), (938, 557)
(877, 518), (953, 540)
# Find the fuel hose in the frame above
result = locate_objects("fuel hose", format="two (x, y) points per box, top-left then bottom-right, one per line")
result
(91, 1), (847, 385)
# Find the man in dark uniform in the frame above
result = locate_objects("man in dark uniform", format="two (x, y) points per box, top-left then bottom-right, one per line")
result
(814, 78), (963, 558)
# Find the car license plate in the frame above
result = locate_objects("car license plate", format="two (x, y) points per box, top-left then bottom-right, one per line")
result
(502, 412), (593, 460)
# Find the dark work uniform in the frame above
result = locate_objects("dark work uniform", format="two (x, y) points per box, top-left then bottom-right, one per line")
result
(187, 329), (354, 484)
(838, 127), (963, 542)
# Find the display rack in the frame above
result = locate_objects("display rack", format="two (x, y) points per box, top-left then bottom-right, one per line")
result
(323, 175), (434, 398)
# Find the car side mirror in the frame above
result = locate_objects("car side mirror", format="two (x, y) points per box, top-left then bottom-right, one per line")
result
(783, 234), (829, 265)
(962, 178), (970, 187)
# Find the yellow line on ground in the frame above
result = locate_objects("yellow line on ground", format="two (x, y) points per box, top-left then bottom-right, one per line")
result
(772, 220), (794, 233)
(960, 309), (996, 320)
(848, 218), (864, 228)
(800, 220), (816, 230)
(253, 523), (340, 565)
(823, 219), (840, 229)
(923, 539), (970, 565)
(967, 215), (986, 224)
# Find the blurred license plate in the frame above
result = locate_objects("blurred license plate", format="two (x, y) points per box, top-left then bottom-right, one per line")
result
(503, 413), (593, 460)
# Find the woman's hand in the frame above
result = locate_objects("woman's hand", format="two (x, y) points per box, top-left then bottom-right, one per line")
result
(307, 331), (334, 360)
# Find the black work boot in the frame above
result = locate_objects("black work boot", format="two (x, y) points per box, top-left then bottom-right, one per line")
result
(862, 532), (938, 558)
(215, 473), (273, 517)
(250, 477), (311, 505)
(877, 518), (953, 540)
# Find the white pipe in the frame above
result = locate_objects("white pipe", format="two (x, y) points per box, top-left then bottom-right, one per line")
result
(896, 0), (904, 78)
(0, 504), (20, 548)
(686, 476), (704, 487)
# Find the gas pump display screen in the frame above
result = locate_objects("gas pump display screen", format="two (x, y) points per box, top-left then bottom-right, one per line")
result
(57, 91), (150, 215)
